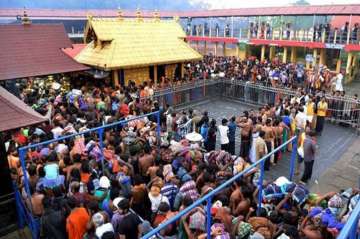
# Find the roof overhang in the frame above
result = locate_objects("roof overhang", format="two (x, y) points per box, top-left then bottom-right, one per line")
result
(0, 86), (47, 132)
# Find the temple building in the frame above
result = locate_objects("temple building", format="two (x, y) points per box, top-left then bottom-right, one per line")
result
(75, 10), (202, 86)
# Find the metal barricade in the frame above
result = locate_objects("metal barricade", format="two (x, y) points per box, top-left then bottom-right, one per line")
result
(221, 79), (359, 129)
(151, 78), (360, 129)
(326, 96), (360, 128)
(221, 79), (295, 106)
(142, 136), (298, 239)
(337, 201), (360, 239)
(16, 111), (161, 239)
(153, 78), (222, 108)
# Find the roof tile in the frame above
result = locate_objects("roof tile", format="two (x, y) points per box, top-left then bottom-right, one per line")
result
(0, 86), (46, 132)
(75, 18), (202, 69)
(0, 24), (89, 81)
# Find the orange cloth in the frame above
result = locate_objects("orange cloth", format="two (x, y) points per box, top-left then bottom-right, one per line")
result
(66, 207), (90, 239)
(80, 173), (91, 184)
(112, 159), (120, 174)
(119, 103), (129, 117)
(140, 89), (148, 98)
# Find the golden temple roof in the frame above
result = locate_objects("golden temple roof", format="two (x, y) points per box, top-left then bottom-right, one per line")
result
(75, 16), (202, 69)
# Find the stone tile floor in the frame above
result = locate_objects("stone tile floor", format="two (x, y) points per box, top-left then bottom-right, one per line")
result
(180, 99), (359, 193)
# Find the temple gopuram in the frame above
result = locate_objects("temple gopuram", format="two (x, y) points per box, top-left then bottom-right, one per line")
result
(75, 10), (202, 86)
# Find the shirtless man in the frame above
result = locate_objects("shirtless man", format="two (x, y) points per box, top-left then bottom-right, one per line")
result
(262, 118), (275, 171)
(272, 119), (286, 165)
(29, 188), (45, 217)
(138, 147), (154, 181)
(236, 111), (253, 161)
(229, 181), (251, 217)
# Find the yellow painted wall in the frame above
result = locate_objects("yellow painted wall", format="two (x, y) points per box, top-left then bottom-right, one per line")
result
(165, 64), (177, 80)
(124, 67), (149, 85)
(224, 48), (237, 56)
(224, 47), (247, 59)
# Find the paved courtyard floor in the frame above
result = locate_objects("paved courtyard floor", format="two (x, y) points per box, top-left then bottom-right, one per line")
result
(180, 99), (359, 193)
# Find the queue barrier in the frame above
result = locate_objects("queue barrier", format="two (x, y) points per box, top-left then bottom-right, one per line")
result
(15, 111), (161, 239)
(142, 136), (298, 239)
(221, 79), (360, 129)
(13, 80), (360, 237)
(152, 78), (360, 129)
(338, 200), (360, 239)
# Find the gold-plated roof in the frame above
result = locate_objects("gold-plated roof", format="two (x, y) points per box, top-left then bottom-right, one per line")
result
(76, 17), (202, 69)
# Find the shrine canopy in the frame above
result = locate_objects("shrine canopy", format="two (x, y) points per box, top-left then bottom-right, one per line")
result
(0, 23), (89, 81)
(0, 86), (47, 132)
(75, 14), (202, 70)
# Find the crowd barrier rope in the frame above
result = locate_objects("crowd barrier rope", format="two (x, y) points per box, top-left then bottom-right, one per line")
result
(142, 136), (298, 239)
(15, 111), (161, 239)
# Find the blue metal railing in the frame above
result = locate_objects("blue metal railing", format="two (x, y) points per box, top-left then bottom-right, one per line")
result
(338, 201), (360, 239)
(142, 136), (298, 239)
(16, 111), (161, 239)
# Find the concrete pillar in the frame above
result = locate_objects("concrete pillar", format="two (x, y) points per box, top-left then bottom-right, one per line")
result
(336, 59), (342, 73)
(204, 41), (207, 55)
(214, 42), (218, 56)
(261, 45), (266, 62)
(236, 44), (239, 57)
(180, 64), (184, 78)
(239, 46), (247, 60)
(312, 48), (318, 68)
(196, 41), (199, 51)
(112, 70), (119, 87)
(346, 52), (353, 75)
(290, 47), (297, 63)
(282, 47), (288, 63)
(319, 48), (326, 66)
(223, 43), (226, 56)
(269, 46), (275, 61)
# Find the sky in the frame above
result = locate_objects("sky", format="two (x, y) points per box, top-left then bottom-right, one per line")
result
(1, 0), (359, 10)
(190, 0), (360, 9)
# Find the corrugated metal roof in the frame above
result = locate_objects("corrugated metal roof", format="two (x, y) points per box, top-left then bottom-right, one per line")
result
(0, 24), (89, 81)
(0, 86), (47, 132)
(75, 17), (202, 69)
(0, 4), (360, 19)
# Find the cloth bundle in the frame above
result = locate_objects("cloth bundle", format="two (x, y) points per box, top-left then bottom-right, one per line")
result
(207, 150), (233, 169)
(262, 177), (306, 203)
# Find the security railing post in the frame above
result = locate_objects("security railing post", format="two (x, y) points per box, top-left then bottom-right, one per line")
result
(206, 197), (212, 239)
(357, 110), (360, 135)
(156, 111), (161, 147)
(289, 137), (298, 181)
(97, 128), (105, 172)
(350, 219), (357, 239)
(19, 148), (31, 198)
(19, 148), (37, 239)
(257, 160), (265, 216)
